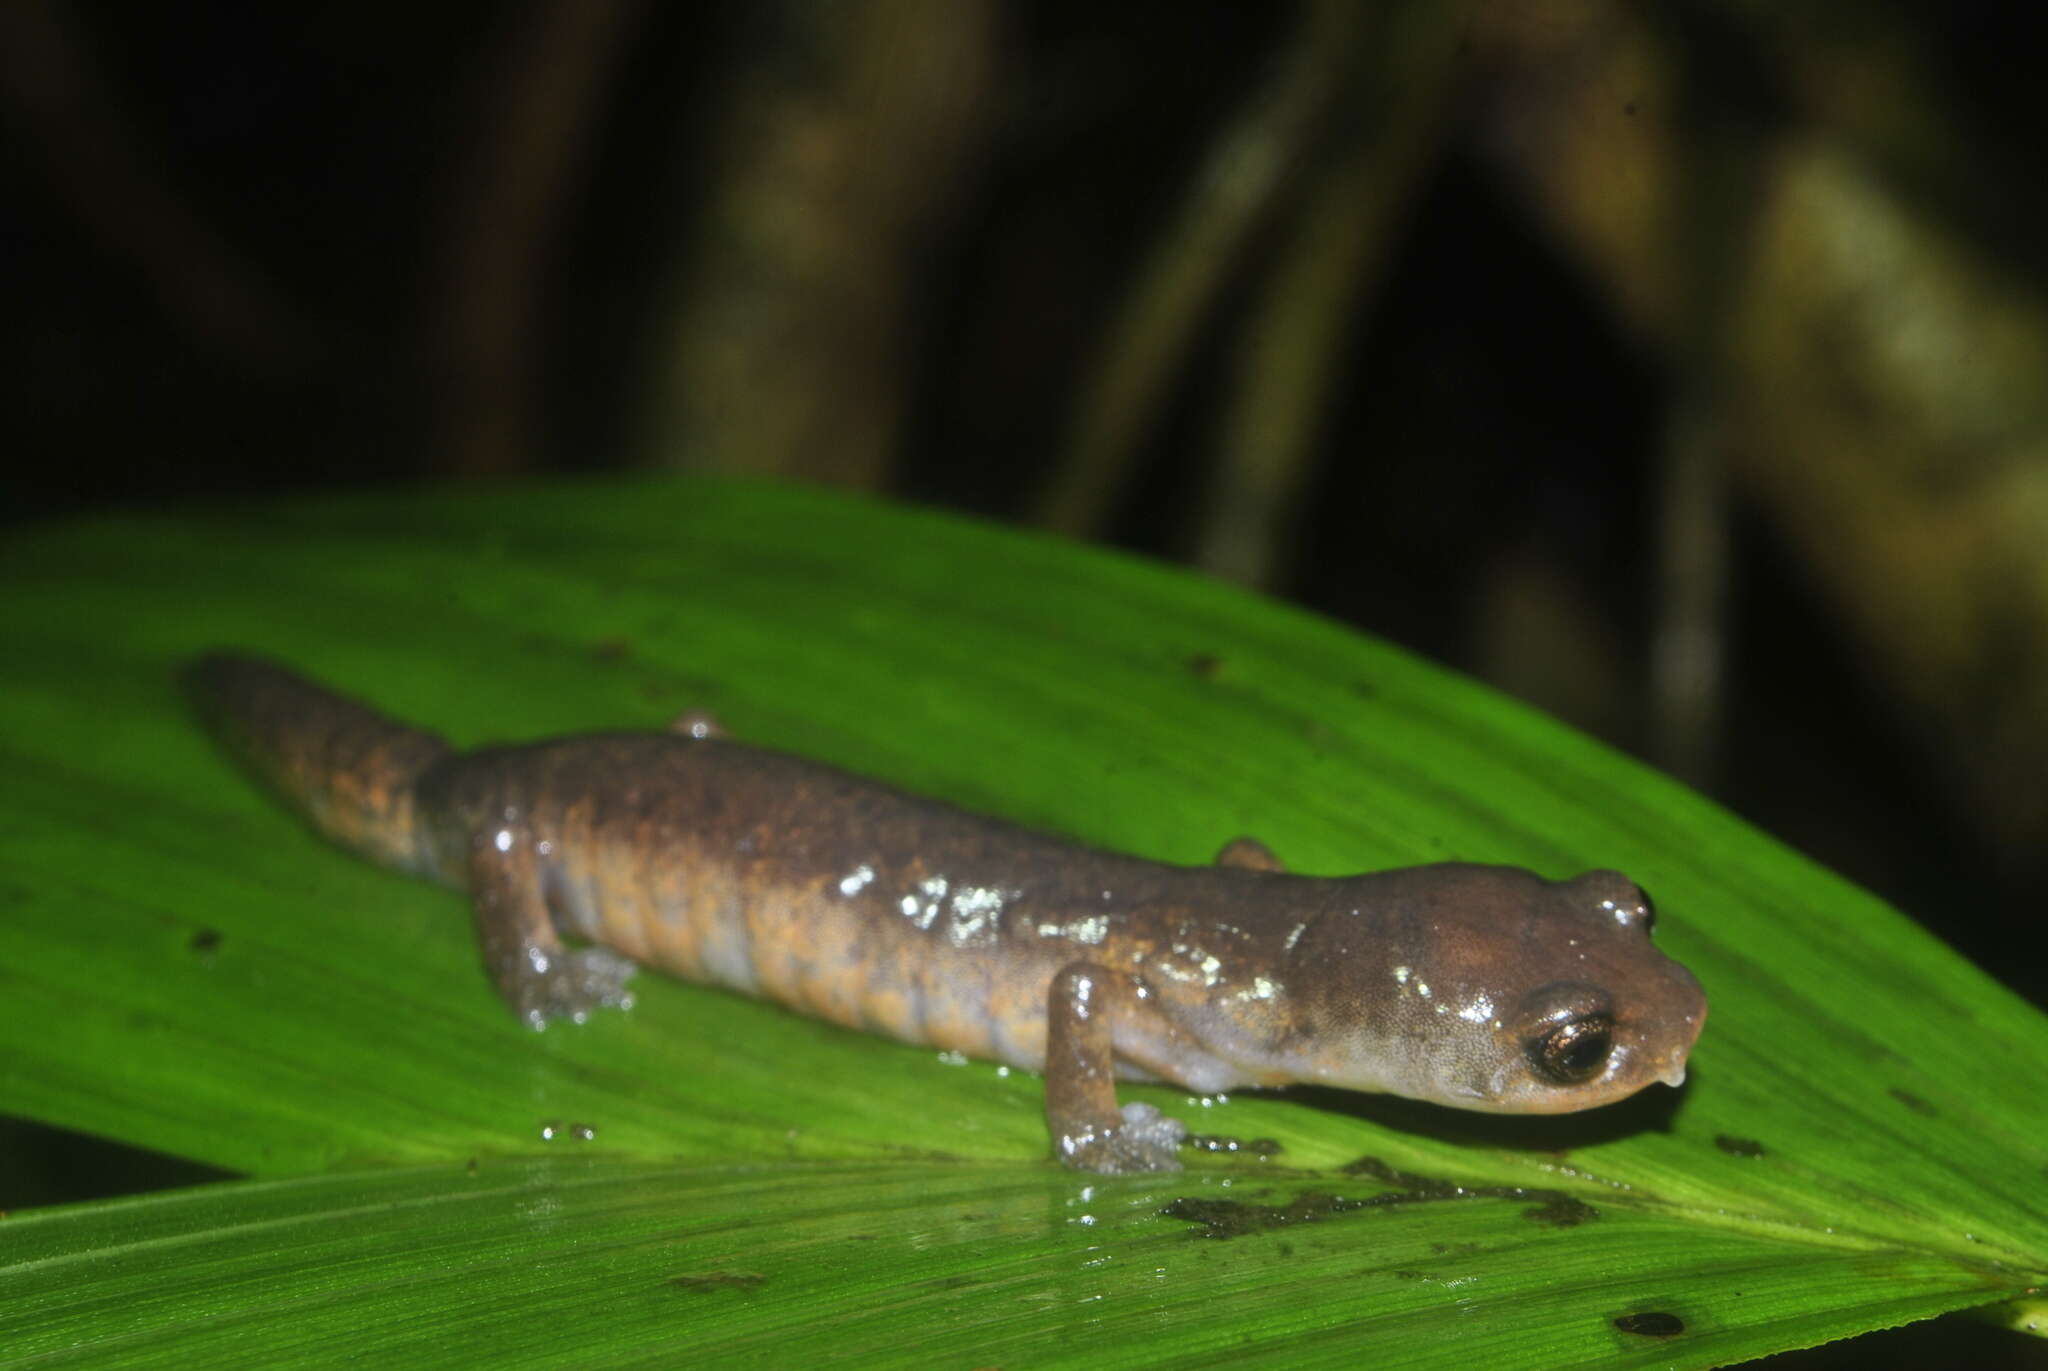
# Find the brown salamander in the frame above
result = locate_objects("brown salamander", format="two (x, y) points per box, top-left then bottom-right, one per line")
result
(190, 653), (1707, 1173)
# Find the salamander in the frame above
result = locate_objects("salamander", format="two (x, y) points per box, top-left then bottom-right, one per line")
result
(190, 653), (1708, 1173)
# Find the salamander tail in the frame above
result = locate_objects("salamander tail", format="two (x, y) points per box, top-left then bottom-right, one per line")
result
(188, 653), (454, 876)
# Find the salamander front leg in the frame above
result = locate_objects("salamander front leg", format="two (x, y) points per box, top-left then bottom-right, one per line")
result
(1045, 962), (1187, 1174)
(468, 817), (636, 1031)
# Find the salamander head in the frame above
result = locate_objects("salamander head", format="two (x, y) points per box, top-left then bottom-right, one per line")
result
(1280, 865), (1707, 1114)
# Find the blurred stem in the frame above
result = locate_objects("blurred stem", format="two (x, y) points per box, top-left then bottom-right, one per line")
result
(1651, 400), (1729, 786)
(1647, 38), (1758, 789)
(1197, 0), (1468, 588)
(1482, 2), (2048, 864)
(640, 0), (996, 486)
(1032, 0), (1365, 537)
(429, 0), (647, 476)
(1716, 0), (2038, 273)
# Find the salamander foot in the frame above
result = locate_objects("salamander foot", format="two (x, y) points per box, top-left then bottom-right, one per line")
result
(510, 946), (637, 1031)
(1056, 1101), (1188, 1174)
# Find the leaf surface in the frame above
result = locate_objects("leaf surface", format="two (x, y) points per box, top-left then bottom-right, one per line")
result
(2, 476), (2043, 1366)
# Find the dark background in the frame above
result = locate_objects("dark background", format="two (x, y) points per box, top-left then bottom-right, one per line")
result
(5, 4), (2046, 1364)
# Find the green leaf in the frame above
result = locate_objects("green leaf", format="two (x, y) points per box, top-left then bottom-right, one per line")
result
(0, 1159), (2015, 1369)
(2, 475), (2044, 1367)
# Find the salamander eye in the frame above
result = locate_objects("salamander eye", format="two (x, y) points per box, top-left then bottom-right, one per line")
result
(1528, 1014), (1614, 1085)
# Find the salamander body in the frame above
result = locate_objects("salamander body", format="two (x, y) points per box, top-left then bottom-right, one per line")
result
(191, 654), (1707, 1173)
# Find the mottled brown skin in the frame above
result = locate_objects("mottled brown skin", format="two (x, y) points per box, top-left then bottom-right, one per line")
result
(190, 654), (1708, 1174)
